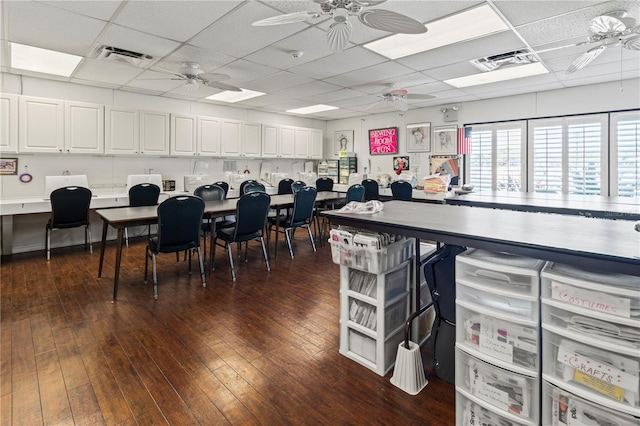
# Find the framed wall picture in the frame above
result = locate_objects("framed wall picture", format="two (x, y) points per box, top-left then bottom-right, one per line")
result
(433, 125), (457, 154)
(406, 123), (430, 152)
(0, 158), (18, 175)
(393, 156), (410, 174)
(334, 130), (354, 154)
(368, 126), (398, 155)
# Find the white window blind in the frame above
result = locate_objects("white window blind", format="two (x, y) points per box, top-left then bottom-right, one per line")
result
(611, 111), (640, 197)
(469, 128), (492, 191)
(496, 128), (522, 192)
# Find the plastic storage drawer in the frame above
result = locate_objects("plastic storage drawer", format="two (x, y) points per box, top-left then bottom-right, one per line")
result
(456, 347), (539, 422)
(457, 389), (531, 426)
(541, 262), (640, 321)
(457, 300), (539, 372)
(456, 281), (539, 321)
(542, 325), (640, 416)
(345, 328), (403, 373)
(543, 381), (640, 426)
(347, 263), (409, 300)
(456, 249), (544, 299)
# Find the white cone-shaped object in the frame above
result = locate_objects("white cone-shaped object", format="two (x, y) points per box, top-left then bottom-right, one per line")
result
(390, 341), (428, 395)
(327, 20), (352, 51)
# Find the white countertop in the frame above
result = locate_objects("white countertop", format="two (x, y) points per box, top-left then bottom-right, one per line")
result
(332, 184), (450, 201)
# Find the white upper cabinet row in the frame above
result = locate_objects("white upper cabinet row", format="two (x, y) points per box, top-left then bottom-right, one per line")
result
(1, 95), (323, 159)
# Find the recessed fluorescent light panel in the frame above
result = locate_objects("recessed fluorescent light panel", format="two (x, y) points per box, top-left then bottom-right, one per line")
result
(444, 62), (548, 88)
(364, 4), (509, 60)
(10, 42), (82, 77)
(206, 89), (265, 103)
(286, 104), (338, 114)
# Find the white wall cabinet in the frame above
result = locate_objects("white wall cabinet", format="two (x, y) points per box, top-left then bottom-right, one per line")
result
(261, 124), (279, 158)
(18, 96), (64, 153)
(309, 128), (323, 159)
(197, 116), (221, 157)
(280, 126), (296, 158)
(0, 94), (19, 154)
(280, 126), (323, 159)
(293, 127), (309, 158)
(170, 113), (197, 156)
(220, 120), (261, 157)
(105, 106), (139, 155)
(242, 122), (261, 157)
(140, 110), (170, 156)
(64, 101), (104, 154)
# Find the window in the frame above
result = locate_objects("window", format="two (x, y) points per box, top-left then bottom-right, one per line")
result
(611, 111), (640, 197)
(469, 128), (492, 191)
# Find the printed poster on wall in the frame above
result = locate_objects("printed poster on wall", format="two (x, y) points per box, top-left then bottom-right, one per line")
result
(368, 127), (398, 155)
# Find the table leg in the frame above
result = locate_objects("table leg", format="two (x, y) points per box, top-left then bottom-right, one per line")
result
(112, 228), (124, 302)
(209, 220), (216, 273)
(274, 206), (280, 259)
(98, 220), (108, 277)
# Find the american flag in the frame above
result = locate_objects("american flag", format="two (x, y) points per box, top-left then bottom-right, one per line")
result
(457, 126), (472, 154)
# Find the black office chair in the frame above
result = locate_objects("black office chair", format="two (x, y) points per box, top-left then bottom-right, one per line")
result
(391, 181), (413, 201)
(212, 181), (229, 198)
(212, 192), (271, 282)
(277, 178), (295, 195)
(45, 186), (93, 260)
(346, 184), (365, 203)
(362, 179), (380, 201)
(314, 177), (335, 245)
(269, 186), (317, 259)
(125, 183), (161, 247)
(144, 195), (206, 299)
(242, 180), (266, 194)
(193, 184), (233, 263)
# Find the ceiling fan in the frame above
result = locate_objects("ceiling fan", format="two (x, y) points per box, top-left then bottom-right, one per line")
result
(252, 0), (427, 51)
(365, 84), (436, 112)
(564, 10), (640, 74)
(149, 62), (242, 92)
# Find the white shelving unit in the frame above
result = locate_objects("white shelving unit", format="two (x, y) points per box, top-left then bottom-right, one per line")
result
(540, 262), (640, 423)
(455, 249), (545, 426)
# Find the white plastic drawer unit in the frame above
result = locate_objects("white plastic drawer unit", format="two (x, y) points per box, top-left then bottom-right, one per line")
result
(457, 300), (539, 372)
(456, 281), (539, 321)
(345, 327), (403, 369)
(456, 249), (545, 299)
(543, 381), (640, 426)
(542, 326), (640, 416)
(456, 391), (530, 426)
(348, 294), (408, 337)
(456, 348), (539, 423)
(541, 262), (640, 321)
(347, 262), (409, 300)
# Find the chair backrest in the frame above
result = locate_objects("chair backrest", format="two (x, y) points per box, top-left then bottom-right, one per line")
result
(129, 183), (160, 207)
(290, 186), (317, 225)
(361, 179), (380, 201)
(391, 181), (413, 201)
(277, 178), (295, 195)
(243, 181), (266, 194)
(239, 179), (256, 195)
(346, 184), (365, 203)
(155, 195), (204, 253)
(50, 186), (92, 228)
(194, 184), (225, 201)
(233, 192), (271, 238)
(291, 180), (306, 193)
(315, 177), (334, 192)
(213, 181), (229, 197)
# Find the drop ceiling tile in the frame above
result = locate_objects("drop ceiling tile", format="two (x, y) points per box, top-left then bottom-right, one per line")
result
(47, 1), (121, 21)
(275, 81), (343, 98)
(73, 58), (143, 85)
(189, 1), (310, 58)
(235, 93), (295, 108)
(324, 61), (416, 88)
(494, 1), (602, 26)
(99, 24), (181, 59)
(244, 71), (315, 92)
(114, 1), (243, 43)
(461, 73), (561, 95)
(6, 1), (106, 56)
(290, 46), (387, 80)
(306, 88), (368, 103)
(154, 45), (238, 74)
(213, 59), (281, 86)
(124, 69), (185, 92)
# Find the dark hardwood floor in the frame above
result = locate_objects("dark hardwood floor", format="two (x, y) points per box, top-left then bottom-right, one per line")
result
(1, 232), (455, 425)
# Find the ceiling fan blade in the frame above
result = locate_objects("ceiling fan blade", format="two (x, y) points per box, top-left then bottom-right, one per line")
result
(358, 9), (427, 34)
(352, 0), (388, 6)
(623, 34), (640, 51)
(327, 20), (353, 51)
(405, 93), (436, 100)
(203, 80), (242, 92)
(565, 45), (606, 74)
(252, 11), (321, 26)
(199, 72), (231, 82)
(364, 99), (384, 110)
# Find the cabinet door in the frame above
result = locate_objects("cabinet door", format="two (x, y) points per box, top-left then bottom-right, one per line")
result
(309, 129), (323, 159)
(197, 116), (221, 157)
(171, 114), (197, 156)
(294, 127), (309, 158)
(0, 94), (18, 154)
(242, 122), (261, 157)
(280, 126), (295, 158)
(140, 110), (169, 155)
(261, 124), (279, 158)
(19, 96), (64, 153)
(64, 101), (104, 154)
(105, 106), (139, 155)
(220, 120), (241, 157)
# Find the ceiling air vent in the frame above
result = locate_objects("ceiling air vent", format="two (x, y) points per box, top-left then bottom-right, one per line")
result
(96, 46), (153, 67)
(470, 49), (537, 72)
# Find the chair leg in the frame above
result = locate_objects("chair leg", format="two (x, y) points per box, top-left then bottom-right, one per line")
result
(45, 225), (50, 261)
(124, 227), (129, 248)
(284, 227), (294, 259)
(227, 243), (236, 282)
(260, 236), (270, 272)
(196, 247), (206, 287)
(244, 241), (249, 262)
(306, 224), (316, 253)
(187, 249), (192, 274)
(152, 253), (158, 299)
(87, 225), (93, 254)
(211, 237), (217, 272)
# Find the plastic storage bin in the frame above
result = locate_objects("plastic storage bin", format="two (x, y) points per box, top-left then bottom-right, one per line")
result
(543, 381), (640, 426)
(456, 347), (539, 422)
(542, 326), (640, 416)
(457, 390), (530, 426)
(457, 300), (538, 372)
(344, 327), (403, 374)
(456, 281), (539, 321)
(329, 231), (415, 274)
